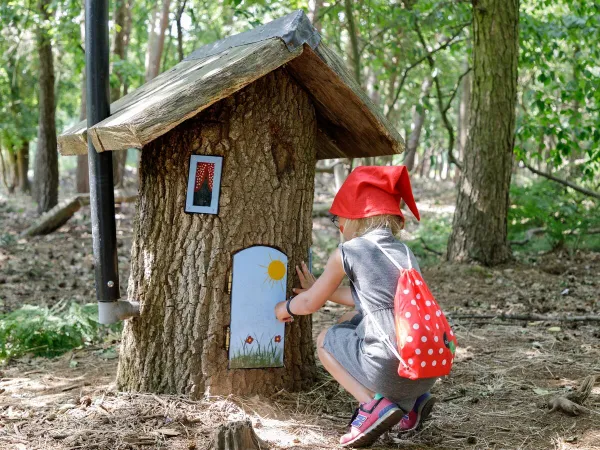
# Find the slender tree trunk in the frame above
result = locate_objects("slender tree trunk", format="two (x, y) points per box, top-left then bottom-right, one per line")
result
(447, 0), (519, 265)
(145, 0), (172, 81)
(344, 0), (361, 84)
(457, 60), (471, 163)
(404, 77), (432, 172)
(111, 0), (131, 188)
(8, 149), (18, 193)
(76, 74), (90, 193)
(34, 0), (58, 214)
(175, 0), (187, 62)
(117, 69), (317, 397)
(17, 142), (30, 193)
(0, 146), (10, 192)
(310, 0), (324, 33)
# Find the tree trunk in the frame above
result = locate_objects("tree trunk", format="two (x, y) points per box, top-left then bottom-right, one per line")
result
(344, 0), (361, 84)
(17, 142), (30, 193)
(33, 0), (58, 214)
(447, 0), (519, 265)
(8, 149), (18, 193)
(456, 60), (471, 164)
(145, 0), (172, 81)
(175, 0), (187, 62)
(117, 69), (317, 397)
(404, 77), (432, 172)
(76, 72), (90, 193)
(310, 0), (324, 33)
(111, 0), (131, 188)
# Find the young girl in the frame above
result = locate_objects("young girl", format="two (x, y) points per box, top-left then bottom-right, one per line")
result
(275, 166), (437, 448)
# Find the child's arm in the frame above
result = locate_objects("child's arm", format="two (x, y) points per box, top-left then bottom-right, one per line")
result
(275, 249), (346, 321)
(292, 261), (354, 307)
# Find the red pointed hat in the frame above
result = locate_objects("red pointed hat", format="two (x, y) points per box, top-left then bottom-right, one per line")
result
(329, 166), (420, 221)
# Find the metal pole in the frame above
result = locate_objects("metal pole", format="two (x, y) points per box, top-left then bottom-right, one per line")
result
(86, 0), (138, 323)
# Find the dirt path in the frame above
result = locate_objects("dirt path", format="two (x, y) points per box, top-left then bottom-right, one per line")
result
(2, 255), (600, 449)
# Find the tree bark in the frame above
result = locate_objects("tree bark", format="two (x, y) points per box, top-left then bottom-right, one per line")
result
(117, 69), (317, 397)
(344, 0), (361, 84)
(111, 0), (131, 188)
(175, 0), (187, 62)
(447, 0), (519, 265)
(457, 59), (471, 164)
(76, 72), (90, 193)
(17, 142), (30, 193)
(145, 0), (172, 81)
(310, 0), (324, 33)
(33, 0), (59, 214)
(404, 77), (432, 172)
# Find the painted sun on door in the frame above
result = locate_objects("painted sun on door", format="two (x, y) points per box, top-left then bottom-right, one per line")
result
(229, 246), (288, 369)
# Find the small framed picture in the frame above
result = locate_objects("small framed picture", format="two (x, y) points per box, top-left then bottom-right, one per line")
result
(185, 155), (223, 215)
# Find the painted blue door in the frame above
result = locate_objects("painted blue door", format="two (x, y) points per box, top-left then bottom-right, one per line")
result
(229, 246), (287, 369)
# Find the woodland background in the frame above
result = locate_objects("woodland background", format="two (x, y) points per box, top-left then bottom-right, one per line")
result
(1, 0), (600, 449)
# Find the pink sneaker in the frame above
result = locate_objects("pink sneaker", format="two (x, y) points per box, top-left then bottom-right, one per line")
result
(397, 393), (437, 432)
(340, 397), (404, 448)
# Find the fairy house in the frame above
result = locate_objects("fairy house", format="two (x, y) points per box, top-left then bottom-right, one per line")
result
(57, 11), (404, 398)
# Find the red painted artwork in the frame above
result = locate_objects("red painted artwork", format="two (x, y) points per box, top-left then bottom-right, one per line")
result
(193, 162), (215, 206)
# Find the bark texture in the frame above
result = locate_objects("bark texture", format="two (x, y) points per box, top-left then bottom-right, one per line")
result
(16, 143), (30, 193)
(146, 0), (171, 81)
(404, 77), (432, 172)
(76, 74), (89, 193)
(117, 69), (317, 397)
(447, 0), (519, 265)
(111, 0), (132, 188)
(33, 0), (59, 214)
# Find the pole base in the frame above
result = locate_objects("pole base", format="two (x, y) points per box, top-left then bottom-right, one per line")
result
(98, 301), (140, 324)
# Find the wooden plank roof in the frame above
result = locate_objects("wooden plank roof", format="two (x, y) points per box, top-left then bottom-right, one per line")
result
(58, 11), (404, 160)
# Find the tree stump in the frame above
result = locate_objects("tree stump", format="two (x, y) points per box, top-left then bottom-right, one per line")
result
(117, 68), (317, 397)
(209, 420), (268, 450)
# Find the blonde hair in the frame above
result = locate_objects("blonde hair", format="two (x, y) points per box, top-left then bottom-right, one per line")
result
(344, 214), (404, 237)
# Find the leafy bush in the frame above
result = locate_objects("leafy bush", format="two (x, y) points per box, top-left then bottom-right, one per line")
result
(0, 301), (122, 362)
(509, 179), (600, 250)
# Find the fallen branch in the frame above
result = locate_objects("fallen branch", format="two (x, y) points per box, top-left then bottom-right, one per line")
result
(419, 238), (443, 256)
(509, 227), (546, 246)
(20, 193), (137, 237)
(448, 312), (600, 323)
(523, 163), (600, 200)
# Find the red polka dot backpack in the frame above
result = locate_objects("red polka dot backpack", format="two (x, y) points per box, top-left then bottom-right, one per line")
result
(361, 237), (457, 380)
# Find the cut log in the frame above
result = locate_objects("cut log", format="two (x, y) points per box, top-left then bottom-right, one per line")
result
(20, 193), (136, 237)
(209, 419), (268, 450)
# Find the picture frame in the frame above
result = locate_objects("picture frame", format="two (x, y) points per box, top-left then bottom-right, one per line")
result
(185, 155), (223, 215)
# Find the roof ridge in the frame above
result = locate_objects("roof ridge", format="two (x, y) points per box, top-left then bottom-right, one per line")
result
(184, 10), (321, 62)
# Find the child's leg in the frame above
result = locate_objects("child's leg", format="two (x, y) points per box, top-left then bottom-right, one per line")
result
(317, 329), (375, 403)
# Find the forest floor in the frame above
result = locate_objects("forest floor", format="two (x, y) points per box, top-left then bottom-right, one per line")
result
(1, 174), (600, 449)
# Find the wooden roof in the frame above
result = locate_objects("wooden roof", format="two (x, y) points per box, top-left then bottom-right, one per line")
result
(58, 11), (404, 160)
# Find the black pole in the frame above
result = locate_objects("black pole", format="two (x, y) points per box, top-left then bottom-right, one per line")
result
(86, 0), (120, 304)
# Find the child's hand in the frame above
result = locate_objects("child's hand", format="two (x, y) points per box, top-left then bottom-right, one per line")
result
(293, 261), (316, 295)
(274, 301), (293, 323)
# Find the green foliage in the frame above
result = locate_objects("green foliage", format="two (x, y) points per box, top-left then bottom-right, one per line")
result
(0, 302), (122, 362)
(517, 0), (600, 181)
(509, 179), (600, 251)
(410, 211), (453, 266)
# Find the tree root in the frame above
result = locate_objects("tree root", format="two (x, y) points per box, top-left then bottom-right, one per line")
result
(548, 375), (597, 416)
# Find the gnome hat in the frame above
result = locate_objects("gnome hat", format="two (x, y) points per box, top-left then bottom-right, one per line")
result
(329, 166), (420, 221)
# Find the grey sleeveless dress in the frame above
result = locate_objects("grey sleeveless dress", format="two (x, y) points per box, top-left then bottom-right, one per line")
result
(323, 228), (436, 411)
